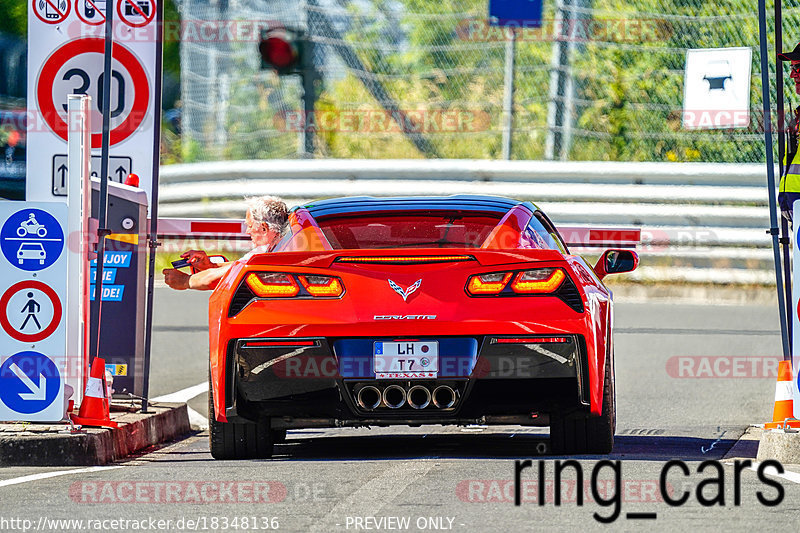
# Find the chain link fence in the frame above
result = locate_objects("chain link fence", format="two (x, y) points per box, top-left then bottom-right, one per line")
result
(177, 0), (799, 163)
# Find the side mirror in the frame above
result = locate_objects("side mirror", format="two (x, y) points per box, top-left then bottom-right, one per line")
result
(593, 249), (638, 280)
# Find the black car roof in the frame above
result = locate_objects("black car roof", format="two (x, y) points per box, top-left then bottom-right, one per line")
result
(301, 195), (533, 218)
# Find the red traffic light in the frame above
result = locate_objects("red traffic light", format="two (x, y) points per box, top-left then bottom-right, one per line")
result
(259, 30), (301, 71)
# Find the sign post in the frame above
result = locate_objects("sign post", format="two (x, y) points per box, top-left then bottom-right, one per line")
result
(66, 94), (92, 405)
(0, 203), (69, 421)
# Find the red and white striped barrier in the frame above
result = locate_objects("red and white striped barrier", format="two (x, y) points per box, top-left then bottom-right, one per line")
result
(153, 218), (248, 240)
(559, 226), (641, 249)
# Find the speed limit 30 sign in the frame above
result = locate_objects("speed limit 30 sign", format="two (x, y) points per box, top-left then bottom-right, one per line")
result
(27, 0), (160, 206)
(37, 38), (150, 148)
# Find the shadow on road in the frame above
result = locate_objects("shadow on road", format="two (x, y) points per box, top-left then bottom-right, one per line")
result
(259, 433), (748, 462)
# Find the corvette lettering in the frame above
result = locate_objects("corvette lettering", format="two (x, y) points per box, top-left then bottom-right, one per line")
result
(373, 315), (437, 320)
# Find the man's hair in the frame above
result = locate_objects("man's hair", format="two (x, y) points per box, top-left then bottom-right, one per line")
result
(245, 196), (288, 232)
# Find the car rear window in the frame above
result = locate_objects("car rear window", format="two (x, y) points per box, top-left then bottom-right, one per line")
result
(317, 212), (503, 249)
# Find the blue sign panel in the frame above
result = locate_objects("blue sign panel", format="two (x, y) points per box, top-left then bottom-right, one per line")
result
(489, 0), (543, 27)
(90, 268), (117, 284)
(0, 351), (61, 414)
(0, 208), (65, 271)
(89, 284), (126, 302)
(89, 251), (132, 268)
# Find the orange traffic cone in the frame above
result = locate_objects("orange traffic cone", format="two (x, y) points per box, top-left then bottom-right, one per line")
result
(70, 357), (118, 428)
(764, 360), (800, 429)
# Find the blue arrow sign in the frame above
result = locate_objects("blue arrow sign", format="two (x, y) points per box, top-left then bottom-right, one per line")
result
(0, 352), (61, 414)
(0, 208), (65, 271)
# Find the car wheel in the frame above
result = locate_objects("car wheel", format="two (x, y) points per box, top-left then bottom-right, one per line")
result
(550, 348), (615, 455)
(208, 376), (273, 460)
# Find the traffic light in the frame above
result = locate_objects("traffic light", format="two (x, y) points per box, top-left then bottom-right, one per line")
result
(258, 26), (318, 156)
(259, 28), (303, 75)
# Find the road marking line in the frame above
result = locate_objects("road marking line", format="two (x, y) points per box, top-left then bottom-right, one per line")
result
(187, 405), (209, 430)
(152, 382), (207, 403)
(152, 382), (210, 429)
(0, 466), (123, 488)
(750, 461), (800, 484)
(726, 461), (800, 484)
(309, 461), (434, 532)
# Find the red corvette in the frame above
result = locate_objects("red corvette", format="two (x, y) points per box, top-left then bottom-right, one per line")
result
(208, 196), (638, 459)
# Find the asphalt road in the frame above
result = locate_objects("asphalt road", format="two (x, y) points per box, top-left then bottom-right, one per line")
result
(0, 288), (798, 532)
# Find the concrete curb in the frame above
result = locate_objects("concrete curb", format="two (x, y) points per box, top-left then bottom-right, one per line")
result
(756, 428), (800, 464)
(0, 403), (192, 466)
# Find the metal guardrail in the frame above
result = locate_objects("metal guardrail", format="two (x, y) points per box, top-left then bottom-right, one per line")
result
(159, 159), (774, 186)
(158, 160), (780, 285)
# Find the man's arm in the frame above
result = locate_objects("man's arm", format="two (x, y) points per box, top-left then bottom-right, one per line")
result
(187, 262), (232, 290)
(163, 262), (232, 291)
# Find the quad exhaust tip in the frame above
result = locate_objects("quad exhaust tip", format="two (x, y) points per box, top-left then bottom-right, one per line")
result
(357, 386), (382, 410)
(407, 385), (431, 409)
(382, 385), (407, 409)
(354, 384), (457, 410)
(432, 385), (456, 409)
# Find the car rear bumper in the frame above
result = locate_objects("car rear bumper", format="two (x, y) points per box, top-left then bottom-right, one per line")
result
(222, 335), (590, 425)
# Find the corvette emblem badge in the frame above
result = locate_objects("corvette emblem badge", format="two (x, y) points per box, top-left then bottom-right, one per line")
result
(388, 279), (422, 302)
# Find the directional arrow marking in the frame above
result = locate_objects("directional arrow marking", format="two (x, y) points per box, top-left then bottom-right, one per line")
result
(57, 164), (67, 188)
(10, 363), (47, 401)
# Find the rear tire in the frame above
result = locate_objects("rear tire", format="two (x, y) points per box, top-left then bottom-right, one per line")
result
(208, 378), (273, 459)
(550, 348), (615, 455)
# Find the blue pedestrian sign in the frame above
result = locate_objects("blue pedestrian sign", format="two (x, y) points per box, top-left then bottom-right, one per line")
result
(489, 0), (543, 27)
(0, 208), (65, 271)
(0, 351), (61, 415)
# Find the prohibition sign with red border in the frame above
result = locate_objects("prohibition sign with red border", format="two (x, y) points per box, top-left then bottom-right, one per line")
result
(36, 38), (150, 148)
(32, 0), (71, 25)
(76, 0), (106, 26)
(117, 0), (156, 28)
(0, 280), (63, 343)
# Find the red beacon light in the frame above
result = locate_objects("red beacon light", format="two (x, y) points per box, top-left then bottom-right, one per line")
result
(124, 173), (140, 187)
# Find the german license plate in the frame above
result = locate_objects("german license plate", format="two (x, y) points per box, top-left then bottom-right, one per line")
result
(374, 341), (438, 379)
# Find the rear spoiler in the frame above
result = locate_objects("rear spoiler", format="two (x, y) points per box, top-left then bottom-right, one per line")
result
(152, 218), (640, 249)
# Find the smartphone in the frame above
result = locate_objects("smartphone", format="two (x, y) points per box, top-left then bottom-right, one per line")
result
(171, 258), (191, 269)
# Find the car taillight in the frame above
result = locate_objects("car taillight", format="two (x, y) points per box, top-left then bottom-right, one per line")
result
(466, 268), (568, 296)
(466, 272), (513, 295)
(298, 275), (344, 297)
(510, 268), (565, 294)
(245, 273), (300, 298)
